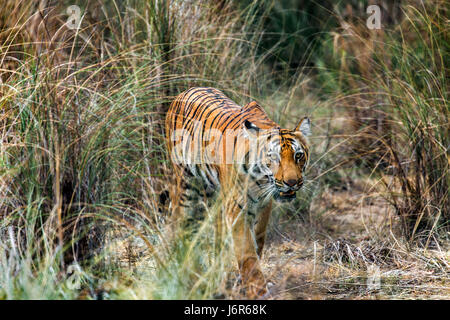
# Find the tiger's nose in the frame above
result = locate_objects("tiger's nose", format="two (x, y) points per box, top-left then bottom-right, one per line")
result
(285, 179), (297, 187)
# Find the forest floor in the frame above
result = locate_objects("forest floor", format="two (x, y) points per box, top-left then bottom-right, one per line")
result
(258, 178), (450, 300)
(108, 177), (449, 300)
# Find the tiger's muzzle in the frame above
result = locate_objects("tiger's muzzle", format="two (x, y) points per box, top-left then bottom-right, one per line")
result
(273, 179), (303, 202)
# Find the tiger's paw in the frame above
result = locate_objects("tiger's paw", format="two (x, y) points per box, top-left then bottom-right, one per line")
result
(245, 277), (272, 299)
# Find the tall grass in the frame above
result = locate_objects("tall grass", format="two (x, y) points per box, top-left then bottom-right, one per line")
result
(0, 0), (268, 298)
(380, 2), (448, 243)
(312, 0), (449, 243)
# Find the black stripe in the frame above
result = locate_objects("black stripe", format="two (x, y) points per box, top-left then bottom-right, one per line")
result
(183, 94), (215, 134)
(172, 88), (203, 132)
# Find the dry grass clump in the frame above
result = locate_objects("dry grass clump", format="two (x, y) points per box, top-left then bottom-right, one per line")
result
(323, 238), (395, 268)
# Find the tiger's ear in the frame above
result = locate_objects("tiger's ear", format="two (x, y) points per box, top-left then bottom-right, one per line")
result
(242, 120), (260, 139)
(294, 117), (311, 137)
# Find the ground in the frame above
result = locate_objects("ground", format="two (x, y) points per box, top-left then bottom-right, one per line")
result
(259, 179), (449, 299)
(107, 178), (449, 300)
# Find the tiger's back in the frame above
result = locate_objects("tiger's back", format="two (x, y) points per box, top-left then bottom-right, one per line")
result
(166, 87), (277, 133)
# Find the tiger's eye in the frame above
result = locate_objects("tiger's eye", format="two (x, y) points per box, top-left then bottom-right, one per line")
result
(295, 152), (304, 161)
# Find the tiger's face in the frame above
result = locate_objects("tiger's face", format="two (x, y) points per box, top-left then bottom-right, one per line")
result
(243, 117), (311, 203)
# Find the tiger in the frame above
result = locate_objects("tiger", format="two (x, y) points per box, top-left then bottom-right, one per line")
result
(165, 87), (311, 298)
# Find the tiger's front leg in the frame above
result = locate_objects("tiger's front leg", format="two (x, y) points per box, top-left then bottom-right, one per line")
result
(229, 204), (268, 298)
(254, 201), (272, 258)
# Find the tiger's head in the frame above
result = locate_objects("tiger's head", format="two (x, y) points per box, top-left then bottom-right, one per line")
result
(242, 117), (311, 203)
